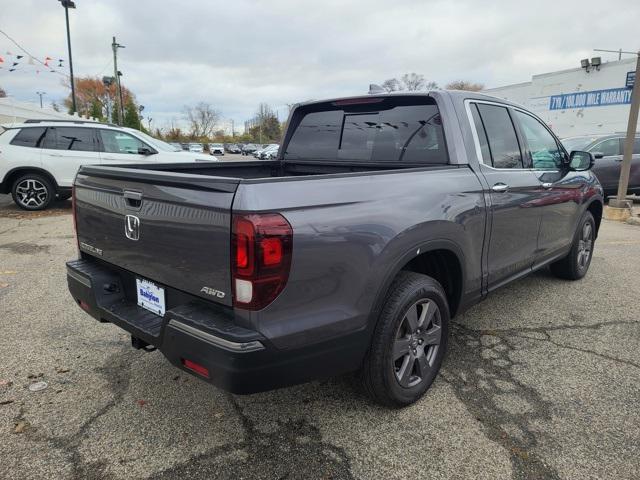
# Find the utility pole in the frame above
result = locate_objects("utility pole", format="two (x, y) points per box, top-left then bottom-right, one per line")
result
(138, 105), (144, 131)
(59, 1), (77, 114)
(231, 119), (235, 138)
(36, 91), (46, 108)
(612, 51), (640, 207)
(112, 36), (125, 125)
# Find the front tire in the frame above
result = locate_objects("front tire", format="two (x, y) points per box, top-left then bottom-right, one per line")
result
(550, 211), (595, 280)
(11, 174), (54, 211)
(363, 271), (449, 407)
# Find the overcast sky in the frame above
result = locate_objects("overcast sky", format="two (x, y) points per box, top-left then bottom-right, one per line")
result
(1, 0), (638, 131)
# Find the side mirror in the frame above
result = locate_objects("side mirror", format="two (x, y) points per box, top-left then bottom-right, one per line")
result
(592, 152), (604, 159)
(138, 147), (155, 156)
(569, 150), (594, 171)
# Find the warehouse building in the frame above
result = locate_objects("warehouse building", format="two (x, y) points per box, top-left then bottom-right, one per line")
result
(0, 97), (96, 125)
(484, 57), (636, 138)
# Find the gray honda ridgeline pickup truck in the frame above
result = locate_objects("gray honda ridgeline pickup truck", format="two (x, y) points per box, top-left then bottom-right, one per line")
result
(67, 91), (603, 406)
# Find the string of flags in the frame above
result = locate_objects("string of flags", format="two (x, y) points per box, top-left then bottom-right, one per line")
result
(0, 50), (66, 75)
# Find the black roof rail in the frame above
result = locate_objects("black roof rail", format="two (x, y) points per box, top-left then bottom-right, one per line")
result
(23, 119), (118, 127)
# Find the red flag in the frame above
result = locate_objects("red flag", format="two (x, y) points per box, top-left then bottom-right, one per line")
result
(0, 56), (3, 63)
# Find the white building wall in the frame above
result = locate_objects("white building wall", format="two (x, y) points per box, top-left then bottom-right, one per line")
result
(0, 97), (96, 125)
(484, 57), (636, 138)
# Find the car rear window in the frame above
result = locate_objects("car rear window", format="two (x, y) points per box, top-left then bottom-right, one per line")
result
(10, 127), (47, 148)
(284, 98), (448, 165)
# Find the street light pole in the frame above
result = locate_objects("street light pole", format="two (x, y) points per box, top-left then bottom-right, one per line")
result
(112, 36), (125, 125)
(612, 51), (640, 207)
(138, 105), (144, 131)
(59, 1), (77, 114)
(36, 91), (46, 108)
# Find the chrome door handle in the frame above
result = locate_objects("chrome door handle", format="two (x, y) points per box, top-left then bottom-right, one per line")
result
(542, 182), (553, 189)
(49, 153), (62, 157)
(491, 183), (509, 193)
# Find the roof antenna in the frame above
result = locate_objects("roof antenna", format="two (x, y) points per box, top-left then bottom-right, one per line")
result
(368, 84), (385, 95)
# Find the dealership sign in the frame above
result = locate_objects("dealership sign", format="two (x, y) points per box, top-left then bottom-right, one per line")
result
(627, 71), (636, 88)
(549, 88), (632, 110)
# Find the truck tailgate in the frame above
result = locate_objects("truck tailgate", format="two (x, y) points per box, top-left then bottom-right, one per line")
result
(73, 167), (238, 307)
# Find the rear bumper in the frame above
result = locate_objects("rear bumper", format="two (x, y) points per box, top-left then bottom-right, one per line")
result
(66, 257), (365, 394)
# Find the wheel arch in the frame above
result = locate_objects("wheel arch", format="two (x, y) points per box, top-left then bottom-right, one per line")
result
(1, 167), (59, 194)
(371, 239), (466, 325)
(585, 198), (603, 238)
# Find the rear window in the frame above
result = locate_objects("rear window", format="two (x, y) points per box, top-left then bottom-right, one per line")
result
(284, 100), (448, 164)
(10, 127), (47, 148)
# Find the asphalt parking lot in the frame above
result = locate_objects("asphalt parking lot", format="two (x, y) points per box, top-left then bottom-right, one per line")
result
(1, 198), (639, 480)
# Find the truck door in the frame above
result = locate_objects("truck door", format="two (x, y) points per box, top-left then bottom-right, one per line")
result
(469, 102), (543, 290)
(510, 109), (581, 262)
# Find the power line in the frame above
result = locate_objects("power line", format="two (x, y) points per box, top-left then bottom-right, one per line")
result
(0, 28), (68, 78)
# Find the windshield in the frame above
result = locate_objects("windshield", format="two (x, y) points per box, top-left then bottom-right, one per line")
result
(561, 136), (598, 152)
(131, 130), (182, 152)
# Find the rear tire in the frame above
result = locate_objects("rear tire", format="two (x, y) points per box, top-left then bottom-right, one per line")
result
(11, 173), (54, 211)
(550, 211), (595, 280)
(362, 271), (449, 407)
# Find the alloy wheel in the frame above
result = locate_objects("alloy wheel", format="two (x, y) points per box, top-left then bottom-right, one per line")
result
(393, 299), (442, 388)
(15, 179), (48, 208)
(577, 221), (593, 270)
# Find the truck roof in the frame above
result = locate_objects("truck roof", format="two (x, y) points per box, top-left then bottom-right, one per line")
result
(293, 89), (524, 110)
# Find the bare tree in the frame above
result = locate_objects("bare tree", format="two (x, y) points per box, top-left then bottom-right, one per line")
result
(184, 102), (220, 139)
(400, 73), (426, 91)
(381, 78), (401, 93)
(445, 80), (484, 91)
(379, 74), (438, 92)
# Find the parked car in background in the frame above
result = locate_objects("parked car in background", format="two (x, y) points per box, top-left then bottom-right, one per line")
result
(168, 142), (183, 151)
(66, 91), (603, 406)
(561, 134), (640, 196)
(188, 143), (204, 153)
(253, 144), (275, 158)
(225, 144), (241, 154)
(258, 144), (279, 159)
(209, 143), (224, 156)
(0, 120), (216, 210)
(241, 144), (259, 155)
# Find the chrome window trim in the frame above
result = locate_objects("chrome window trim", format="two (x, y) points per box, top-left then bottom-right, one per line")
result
(464, 99), (560, 174)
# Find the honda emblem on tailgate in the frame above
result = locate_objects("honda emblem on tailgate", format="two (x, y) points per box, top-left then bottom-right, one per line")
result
(125, 214), (140, 241)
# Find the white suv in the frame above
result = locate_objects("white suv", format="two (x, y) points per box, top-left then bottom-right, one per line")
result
(0, 121), (217, 210)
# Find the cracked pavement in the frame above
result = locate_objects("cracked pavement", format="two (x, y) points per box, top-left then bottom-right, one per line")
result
(1, 195), (639, 479)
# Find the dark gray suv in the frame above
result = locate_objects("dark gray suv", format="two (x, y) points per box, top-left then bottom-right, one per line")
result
(562, 134), (640, 196)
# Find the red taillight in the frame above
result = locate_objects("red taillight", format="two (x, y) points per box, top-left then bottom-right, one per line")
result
(261, 238), (282, 265)
(181, 358), (210, 378)
(231, 213), (293, 310)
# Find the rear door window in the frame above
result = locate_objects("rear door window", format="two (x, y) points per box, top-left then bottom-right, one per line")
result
(476, 104), (523, 169)
(284, 101), (448, 164)
(42, 127), (97, 151)
(10, 127), (47, 148)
